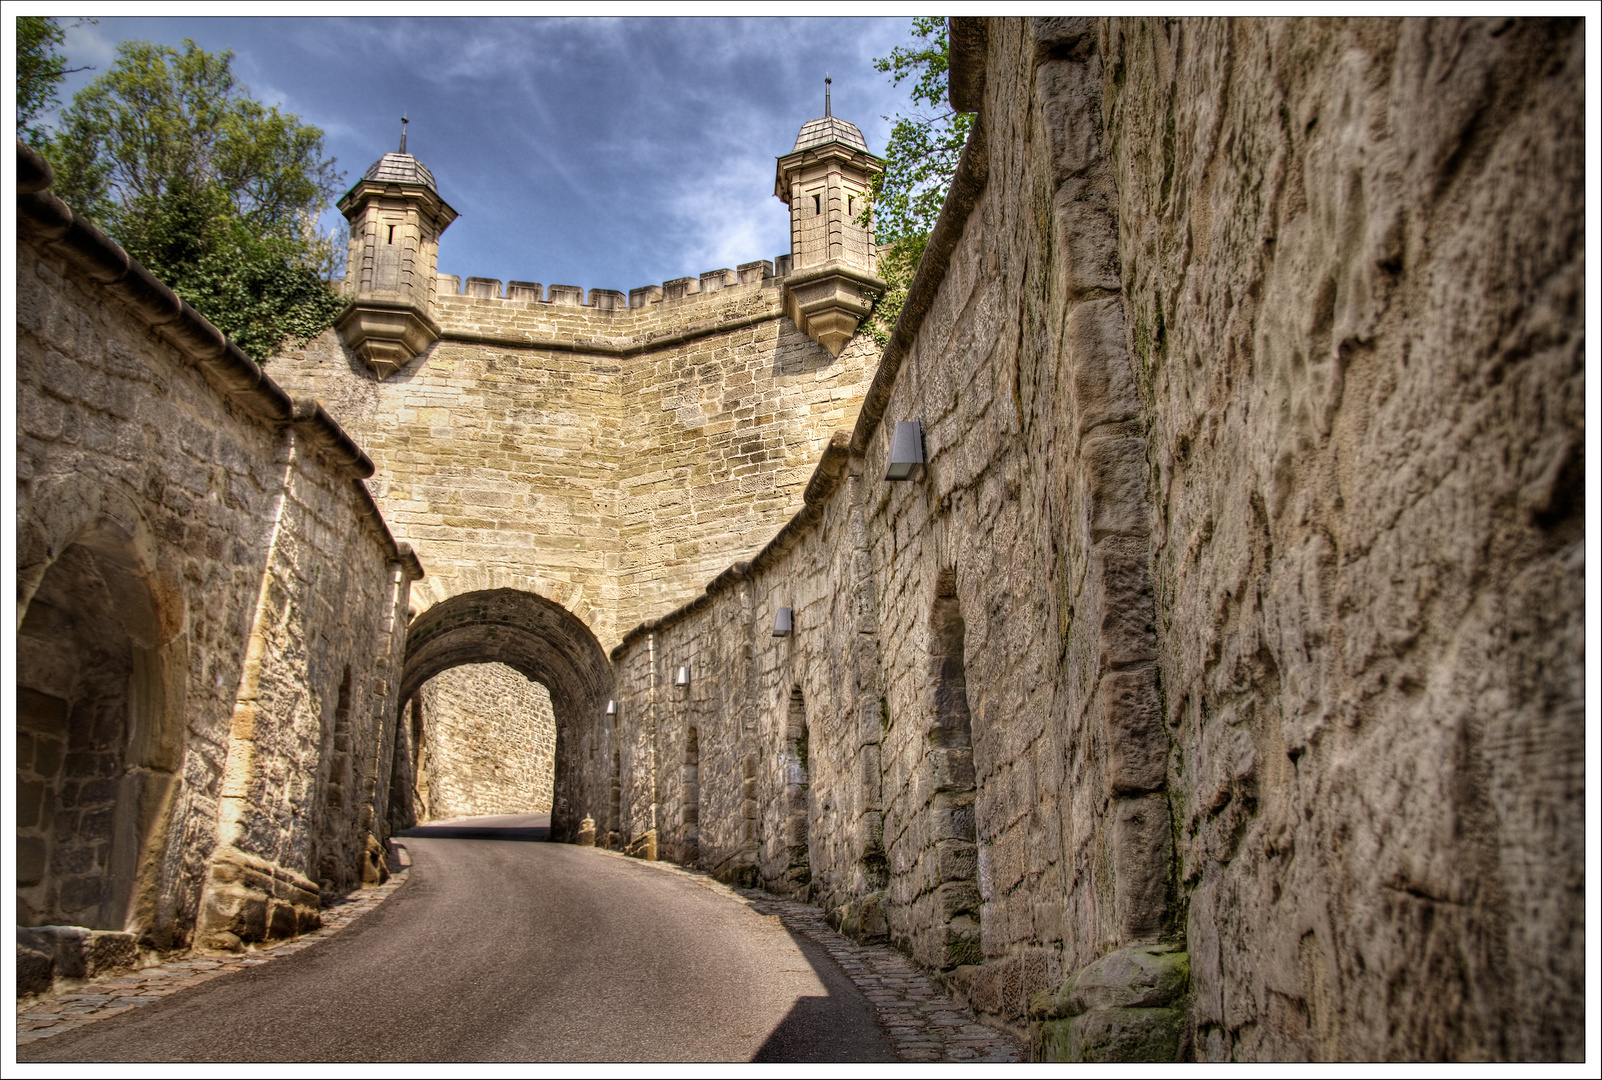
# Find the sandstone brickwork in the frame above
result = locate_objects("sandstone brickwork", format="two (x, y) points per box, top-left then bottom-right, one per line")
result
(412, 663), (556, 820)
(588, 16), (1583, 1063)
(13, 15), (1582, 1062)
(16, 145), (418, 981)
(269, 266), (881, 653)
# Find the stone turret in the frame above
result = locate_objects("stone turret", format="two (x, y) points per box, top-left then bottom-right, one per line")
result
(774, 79), (886, 357)
(336, 120), (458, 378)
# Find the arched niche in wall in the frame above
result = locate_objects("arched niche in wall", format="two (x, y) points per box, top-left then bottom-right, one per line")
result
(399, 589), (613, 840)
(16, 520), (188, 944)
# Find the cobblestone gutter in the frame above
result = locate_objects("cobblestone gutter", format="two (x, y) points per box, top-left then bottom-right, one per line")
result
(592, 849), (1023, 1062)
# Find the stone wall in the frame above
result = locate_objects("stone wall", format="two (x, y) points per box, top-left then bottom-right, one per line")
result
(1102, 17), (1586, 1062)
(268, 266), (880, 652)
(412, 663), (556, 820)
(591, 16), (1584, 1063)
(16, 145), (418, 972)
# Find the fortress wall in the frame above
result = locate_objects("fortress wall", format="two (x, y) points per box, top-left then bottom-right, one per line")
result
(17, 172), (416, 958)
(269, 270), (879, 647)
(1102, 16), (1585, 1061)
(615, 292), (880, 626)
(271, 327), (627, 641)
(412, 663), (556, 820)
(211, 407), (414, 919)
(597, 16), (1584, 1062)
(17, 228), (282, 949)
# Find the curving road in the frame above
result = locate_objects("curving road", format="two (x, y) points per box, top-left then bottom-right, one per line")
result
(20, 814), (896, 1062)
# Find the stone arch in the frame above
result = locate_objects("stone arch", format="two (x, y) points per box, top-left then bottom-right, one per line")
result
(399, 589), (612, 839)
(16, 517), (188, 945)
(925, 571), (982, 971)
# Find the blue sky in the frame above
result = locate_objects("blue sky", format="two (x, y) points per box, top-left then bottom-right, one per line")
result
(36, 15), (925, 297)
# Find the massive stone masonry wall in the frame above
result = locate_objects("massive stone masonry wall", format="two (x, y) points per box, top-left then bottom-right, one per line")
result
(16, 156), (418, 967)
(592, 17), (1584, 1063)
(1102, 17), (1586, 1062)
(412, 663), (556, 820)
(268, 264), (880, 652)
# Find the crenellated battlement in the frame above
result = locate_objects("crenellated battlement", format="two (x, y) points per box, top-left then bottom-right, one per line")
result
(436, 256), (796, 314)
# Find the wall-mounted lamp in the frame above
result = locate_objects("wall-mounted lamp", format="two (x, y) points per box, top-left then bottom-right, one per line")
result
(773, 607), (794, 637)
(885, 420), (925, 481)
(604, 699), (617, 716)
(675, 666), (691, 687)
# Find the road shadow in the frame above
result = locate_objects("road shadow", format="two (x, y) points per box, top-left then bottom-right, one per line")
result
(748, 929), (899, 1062)
(399, 813), (550, 842)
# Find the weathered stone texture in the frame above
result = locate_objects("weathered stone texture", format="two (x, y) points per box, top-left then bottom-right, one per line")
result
(412, 663), (556, 819)
(14, 14), (1580, 1060)
(269, 272), (880, 652)
(17, 171), (416, 961)
(1102, 17), (1585, 1061)
(591, 15), (1582, 1063)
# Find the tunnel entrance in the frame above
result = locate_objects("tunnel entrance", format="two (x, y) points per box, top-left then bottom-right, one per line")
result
(405, 662), (557, 823)
(396, 589), (612, 842)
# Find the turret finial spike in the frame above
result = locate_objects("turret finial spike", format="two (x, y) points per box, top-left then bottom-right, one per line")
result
(824, 75), (831, 118)
(400, 115), (408, 155)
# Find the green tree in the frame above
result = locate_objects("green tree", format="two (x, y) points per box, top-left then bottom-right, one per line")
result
(860, 17), (973, 345)
(16, 16), (90, 147)
(46, 38), (346, 363)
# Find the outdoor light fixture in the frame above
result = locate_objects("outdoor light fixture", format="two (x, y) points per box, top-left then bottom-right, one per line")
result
(675, 666), (691, 687)
(604, 699), (617, 716)
(773, 607), (794, 637)
(885, 420), (925, 481)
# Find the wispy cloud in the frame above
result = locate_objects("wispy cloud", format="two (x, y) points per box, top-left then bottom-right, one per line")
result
(38, 14), (923, 293)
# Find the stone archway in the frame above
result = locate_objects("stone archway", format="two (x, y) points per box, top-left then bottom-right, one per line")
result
(399, 589), (612, 841)
(16, 521), (188, 944)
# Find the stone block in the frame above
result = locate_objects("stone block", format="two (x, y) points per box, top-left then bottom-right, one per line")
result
(18, 837), (47, 886)
(935, 838), (978, 883)
(1034, 52), (1103, 184)
(1099, 667), (1165, 795)
(465, 277), (502, 300)
(662, 277), (698, 302)
(1111, 795), (1171, 940)
(507, 281), (544, 304)
(1082, 436), (1149, 540)
(930, 745), (976, 793)
(699, 269), (735, 292)
(738, 260), (773, 285)
(1032, 943), (1189, 1019)
(17, 931), (56, 996)
(547, 284), (584, 306)
(1034, 1008), (1184, 1063)
(1066, 297), (1138, 428)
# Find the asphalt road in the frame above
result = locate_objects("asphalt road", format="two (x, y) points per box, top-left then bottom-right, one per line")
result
(20, 814), (897, 1062)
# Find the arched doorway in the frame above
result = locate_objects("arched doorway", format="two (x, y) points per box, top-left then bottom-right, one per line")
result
(396, 589), (612, 841)
(15, 523), (187, 942)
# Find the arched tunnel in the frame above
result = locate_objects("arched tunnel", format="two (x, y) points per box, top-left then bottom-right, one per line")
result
(397, 589), (613, 841)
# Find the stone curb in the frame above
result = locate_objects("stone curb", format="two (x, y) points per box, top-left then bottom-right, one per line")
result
(586, 848), (1023, 1062)
(15, 849), (413, 1047)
